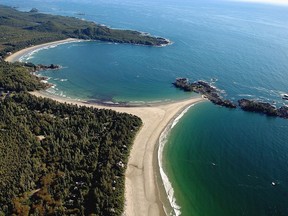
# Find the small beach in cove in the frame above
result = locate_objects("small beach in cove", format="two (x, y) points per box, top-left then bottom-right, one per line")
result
(6, 42), (205, 216)
(4, 38), (82, 63)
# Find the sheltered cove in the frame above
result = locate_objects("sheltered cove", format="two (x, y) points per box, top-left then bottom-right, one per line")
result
(6, 44), (205, 216)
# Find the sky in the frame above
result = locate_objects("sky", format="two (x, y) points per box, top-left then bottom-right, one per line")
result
(232, 0), (288, 5)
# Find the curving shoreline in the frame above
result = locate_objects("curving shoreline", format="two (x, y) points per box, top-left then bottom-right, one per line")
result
(6, 43), (205, 216)
(4, 38), (83, 63)
(30, 91), (204, 216)
(158, 103), (200, 216)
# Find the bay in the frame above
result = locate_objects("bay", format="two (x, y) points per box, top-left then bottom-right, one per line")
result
(4, 0), (288, 215)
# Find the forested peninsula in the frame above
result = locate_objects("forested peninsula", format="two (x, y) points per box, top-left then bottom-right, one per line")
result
(0, 5), (170, 59)
(0, 54), (142, 215)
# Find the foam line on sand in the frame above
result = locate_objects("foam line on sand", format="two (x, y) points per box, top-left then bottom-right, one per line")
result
(30, 91), (204, 216)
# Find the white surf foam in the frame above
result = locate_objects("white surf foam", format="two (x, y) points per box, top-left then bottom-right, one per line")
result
(171, 104), (195, 129)
(158, 104), (195, 216)
(19, 40), (84, 62)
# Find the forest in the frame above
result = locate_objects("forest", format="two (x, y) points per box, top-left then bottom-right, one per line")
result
(0, 5), (169, 58)
(0, 62), (142, 215)
(0, 61), (48, 91)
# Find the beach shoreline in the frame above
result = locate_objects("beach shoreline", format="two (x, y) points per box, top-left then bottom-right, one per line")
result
(30, 91), (204, 216)
(4, 37), (172, 64)
(4, 38), (83, 63)
(6, 42), (205, 216)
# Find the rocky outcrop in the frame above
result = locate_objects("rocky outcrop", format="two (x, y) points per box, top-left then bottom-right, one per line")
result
(29, 8), (39, 13)
(238, 99), (288, 119)
(24, 62), (60, 72)
(36, 64), (60, 70)
(277, 106), (288, 118)
(173, 78), (288, 119)
(238, 99), (278, 116)
(173, 78), (236, 108)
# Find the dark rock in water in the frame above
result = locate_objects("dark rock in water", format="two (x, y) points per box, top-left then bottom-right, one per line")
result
(238, 99), (278, 116)
(24, 62), (60, 71)
(172, 78), (190, 91)
(238, 99), (288, 119)
(173, 78), (288, 119)
(29, 8), (39, 13)
(222, 100), (237, 109)
(37, 64), (60, 70)
(277, 106), (288, 118)
(173, 78), (236, 108)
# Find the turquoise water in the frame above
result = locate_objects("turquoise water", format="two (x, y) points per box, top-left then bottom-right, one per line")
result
(22, 41), (193, 103)
(12, 0), (288, 105)
(164, 102), (288, 215)
(4, 0), (288, 215)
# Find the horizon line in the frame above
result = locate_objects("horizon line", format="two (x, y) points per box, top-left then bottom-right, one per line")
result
(230, 0), (288, 6)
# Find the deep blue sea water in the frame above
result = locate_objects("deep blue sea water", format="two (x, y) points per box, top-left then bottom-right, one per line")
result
(3, 0), (288, 215)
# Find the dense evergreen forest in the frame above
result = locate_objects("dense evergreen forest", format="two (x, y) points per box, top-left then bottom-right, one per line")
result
(0, 5), (169, 58)
(0, 61), (48, 91)
(0, 61), (142, 215)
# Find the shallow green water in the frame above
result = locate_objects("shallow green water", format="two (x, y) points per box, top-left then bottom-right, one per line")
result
(6, 0), (288, 215)
(164, 102), (288, 215)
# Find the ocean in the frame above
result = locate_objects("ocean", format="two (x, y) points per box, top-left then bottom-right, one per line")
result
(4, 0), (288, 215)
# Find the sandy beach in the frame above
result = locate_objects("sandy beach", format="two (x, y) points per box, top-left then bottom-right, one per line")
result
(30, 91), (204, 216)
(6, 41), (205, 216)
(4, 38), (81, 62)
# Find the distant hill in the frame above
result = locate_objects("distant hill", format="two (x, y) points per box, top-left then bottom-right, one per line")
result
(0, 5), (169, 58)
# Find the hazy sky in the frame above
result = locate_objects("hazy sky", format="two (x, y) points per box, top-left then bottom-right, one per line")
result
(232, 0), (288, 5)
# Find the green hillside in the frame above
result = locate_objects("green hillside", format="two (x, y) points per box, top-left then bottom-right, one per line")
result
(0, 5), (169, 58)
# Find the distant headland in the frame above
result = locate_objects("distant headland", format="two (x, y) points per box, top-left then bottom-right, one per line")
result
(0, 5), (170, 60)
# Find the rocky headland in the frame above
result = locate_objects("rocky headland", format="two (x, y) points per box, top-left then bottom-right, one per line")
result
(24, 62), (61, 72)
(173, 78), (236, 108)
(238, 99), (288, 119)
(173, 78), (288, 119)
